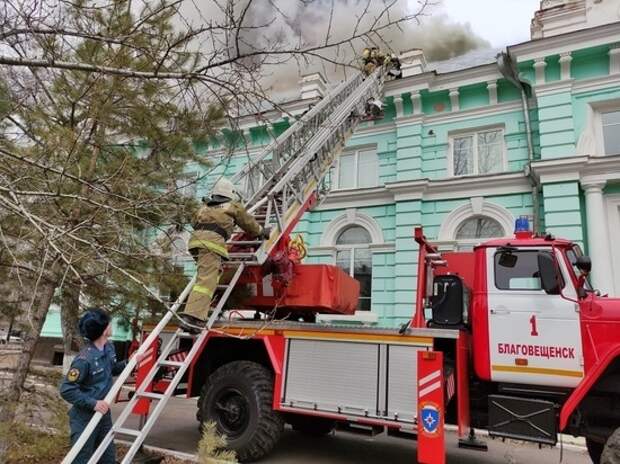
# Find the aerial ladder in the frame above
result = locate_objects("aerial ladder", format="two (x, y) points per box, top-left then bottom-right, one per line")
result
(61, 67), (386, 464)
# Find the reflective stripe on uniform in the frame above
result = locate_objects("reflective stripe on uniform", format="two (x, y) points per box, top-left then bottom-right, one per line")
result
(191, 284), (214, 297)
(187, 239), (229, 257)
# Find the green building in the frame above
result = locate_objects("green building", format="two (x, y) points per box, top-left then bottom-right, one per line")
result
(40, 0), (620, 339)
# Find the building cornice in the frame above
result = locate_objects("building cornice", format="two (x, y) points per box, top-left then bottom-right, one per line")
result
(384, 64), (502, 98)
(532, 154), (620, 184)
(315, 171), (532, 210)
(509, 21), (620, 62)
(394, 101), (522, 129)
(386, 171), (532, 202)
(315, 186), (393, 210)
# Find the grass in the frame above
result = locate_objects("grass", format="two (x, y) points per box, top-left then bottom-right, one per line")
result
(197, 422), (238, 463)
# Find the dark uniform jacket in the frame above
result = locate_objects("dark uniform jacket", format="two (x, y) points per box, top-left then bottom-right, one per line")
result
(60, 342), (126, 414)
(189, 200), (262, 258)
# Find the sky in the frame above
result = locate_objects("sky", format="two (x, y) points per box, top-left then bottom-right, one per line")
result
(432, 0), (542, 48)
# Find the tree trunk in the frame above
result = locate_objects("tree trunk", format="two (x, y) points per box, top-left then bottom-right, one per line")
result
(60, 285), (82, 374)
(0, 280), (56, 460)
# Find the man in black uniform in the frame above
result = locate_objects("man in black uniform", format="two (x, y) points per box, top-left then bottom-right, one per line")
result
(60, 308), (126, 464)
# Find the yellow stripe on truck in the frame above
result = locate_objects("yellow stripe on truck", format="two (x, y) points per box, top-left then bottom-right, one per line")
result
(492, 364), (583, 378)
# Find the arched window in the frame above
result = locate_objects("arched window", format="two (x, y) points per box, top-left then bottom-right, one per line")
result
(335, 226), (372, 311)
(455, 216), (504, 250)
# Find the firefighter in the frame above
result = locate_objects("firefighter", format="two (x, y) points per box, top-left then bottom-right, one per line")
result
(387, 54), (402, 79)
(364, 97), (384, 120)
(362, 47), (374, 76)
(370, 47), (385, 67)
(60, 308), (127, 464)
(180, 177), (269, 327)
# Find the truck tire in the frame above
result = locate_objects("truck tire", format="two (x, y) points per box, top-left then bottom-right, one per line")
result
(588, 438), (604, 463)
(198, 361), (284, 462)
(602, 428), (620, 464)
(289, 415), (336, 436)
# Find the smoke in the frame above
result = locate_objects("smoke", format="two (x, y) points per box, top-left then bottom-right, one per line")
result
(178, 0), (490, 99)
(407, 15), (490, 62)
(236, 0), (490, 98)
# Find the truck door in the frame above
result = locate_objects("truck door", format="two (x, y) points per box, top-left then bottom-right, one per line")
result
(487, 247), (584, 388)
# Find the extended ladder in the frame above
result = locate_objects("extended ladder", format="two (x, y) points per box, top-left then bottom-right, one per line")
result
(62, 67), (385, 464)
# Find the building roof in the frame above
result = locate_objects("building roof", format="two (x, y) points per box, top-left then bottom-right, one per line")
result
(427, 47), (502, 74)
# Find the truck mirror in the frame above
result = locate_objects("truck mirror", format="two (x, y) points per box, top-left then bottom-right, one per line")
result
(576, 256), (592, 273)
(498, 252), (517, 268)
(537, 252), (561, 295)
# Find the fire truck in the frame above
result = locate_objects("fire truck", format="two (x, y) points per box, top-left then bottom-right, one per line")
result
(63, 67), (620, 464)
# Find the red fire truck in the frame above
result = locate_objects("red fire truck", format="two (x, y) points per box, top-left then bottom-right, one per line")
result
(134, 217), (620, 464)
(62, 68), (620, 464)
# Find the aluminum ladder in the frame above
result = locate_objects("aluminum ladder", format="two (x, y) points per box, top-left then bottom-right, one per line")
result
(61, 67), (385, 464)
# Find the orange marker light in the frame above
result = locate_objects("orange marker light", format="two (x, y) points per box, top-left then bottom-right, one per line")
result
(515, 358), (528, 366)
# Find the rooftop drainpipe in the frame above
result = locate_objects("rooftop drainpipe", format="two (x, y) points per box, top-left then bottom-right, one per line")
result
(497, 51), (541, 234)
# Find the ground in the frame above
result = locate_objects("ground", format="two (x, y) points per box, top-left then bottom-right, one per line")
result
(112, 397), (592, 464)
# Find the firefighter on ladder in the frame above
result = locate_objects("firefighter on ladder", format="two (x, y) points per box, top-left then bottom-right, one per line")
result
(179, 177), (270, 329)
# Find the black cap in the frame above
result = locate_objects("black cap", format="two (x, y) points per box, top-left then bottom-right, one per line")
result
(78, 308), (111, 341)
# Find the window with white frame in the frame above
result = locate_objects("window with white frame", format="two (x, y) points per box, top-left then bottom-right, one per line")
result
(335, 226), (372, 311)
(455, 216), (504, 250)
(336, 148), (378, 189)
(601, 110), (620, 155)
(450, 128), (505, 176)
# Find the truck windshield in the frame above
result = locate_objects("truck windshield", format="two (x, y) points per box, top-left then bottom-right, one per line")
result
(565, 245), (592, 290)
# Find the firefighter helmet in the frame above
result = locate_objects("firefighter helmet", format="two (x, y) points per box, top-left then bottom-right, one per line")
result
(211, 177), (237, 201)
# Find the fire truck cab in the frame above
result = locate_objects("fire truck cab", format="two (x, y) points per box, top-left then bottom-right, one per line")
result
(139, 217), (620, 464)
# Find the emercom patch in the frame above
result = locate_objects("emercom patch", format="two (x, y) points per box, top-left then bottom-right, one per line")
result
(67, 368), (80, 382)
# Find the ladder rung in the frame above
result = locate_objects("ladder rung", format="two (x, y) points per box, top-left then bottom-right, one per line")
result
(177, 331), (196, 338)
(136, 391), (164, 400)
(228, 240), (263, 245)
(226, 261), (260, 266)
(158, 360), (184, 368)
(114, 427), (141, 437)
(228, 253), (257, 259)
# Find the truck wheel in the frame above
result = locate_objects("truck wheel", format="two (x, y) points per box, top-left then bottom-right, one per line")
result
(601, 428), (620, 464)
(289, 415), (336, 436)
(198, 361), (284, 462)
(588, 438), (604, 463)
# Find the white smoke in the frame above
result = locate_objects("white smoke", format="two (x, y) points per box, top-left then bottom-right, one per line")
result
(178, 0), (490, 99)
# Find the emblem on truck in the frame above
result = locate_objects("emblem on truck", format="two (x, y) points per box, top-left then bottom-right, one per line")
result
(420, 402), (441, 436)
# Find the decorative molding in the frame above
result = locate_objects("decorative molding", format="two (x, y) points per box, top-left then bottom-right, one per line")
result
(531, 154), (620, 184)
(581, 179), (607, 191)
(395, 101), (522, 128)
(534, 58), (547, 85)
(316, 186), (393, 210)
(437, 199), (514, 241)
(383, 63), (502, 98)
(318, 172), (532, 214)
(449, 88), (460, 112)
(609, 44), (620, 75)
(470, 196), (484, 214)
(411, 91), (422, 115)
(320, 210), (385, 246)
(534, 79), (574, 96)
(559, 52), (572, 80)
(487, 80), (498, 105)
(509, 21), (620, 62)
(349, 123), (396, 137)
(393, 95), (404, 118)
(385, 171), (532, 202)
